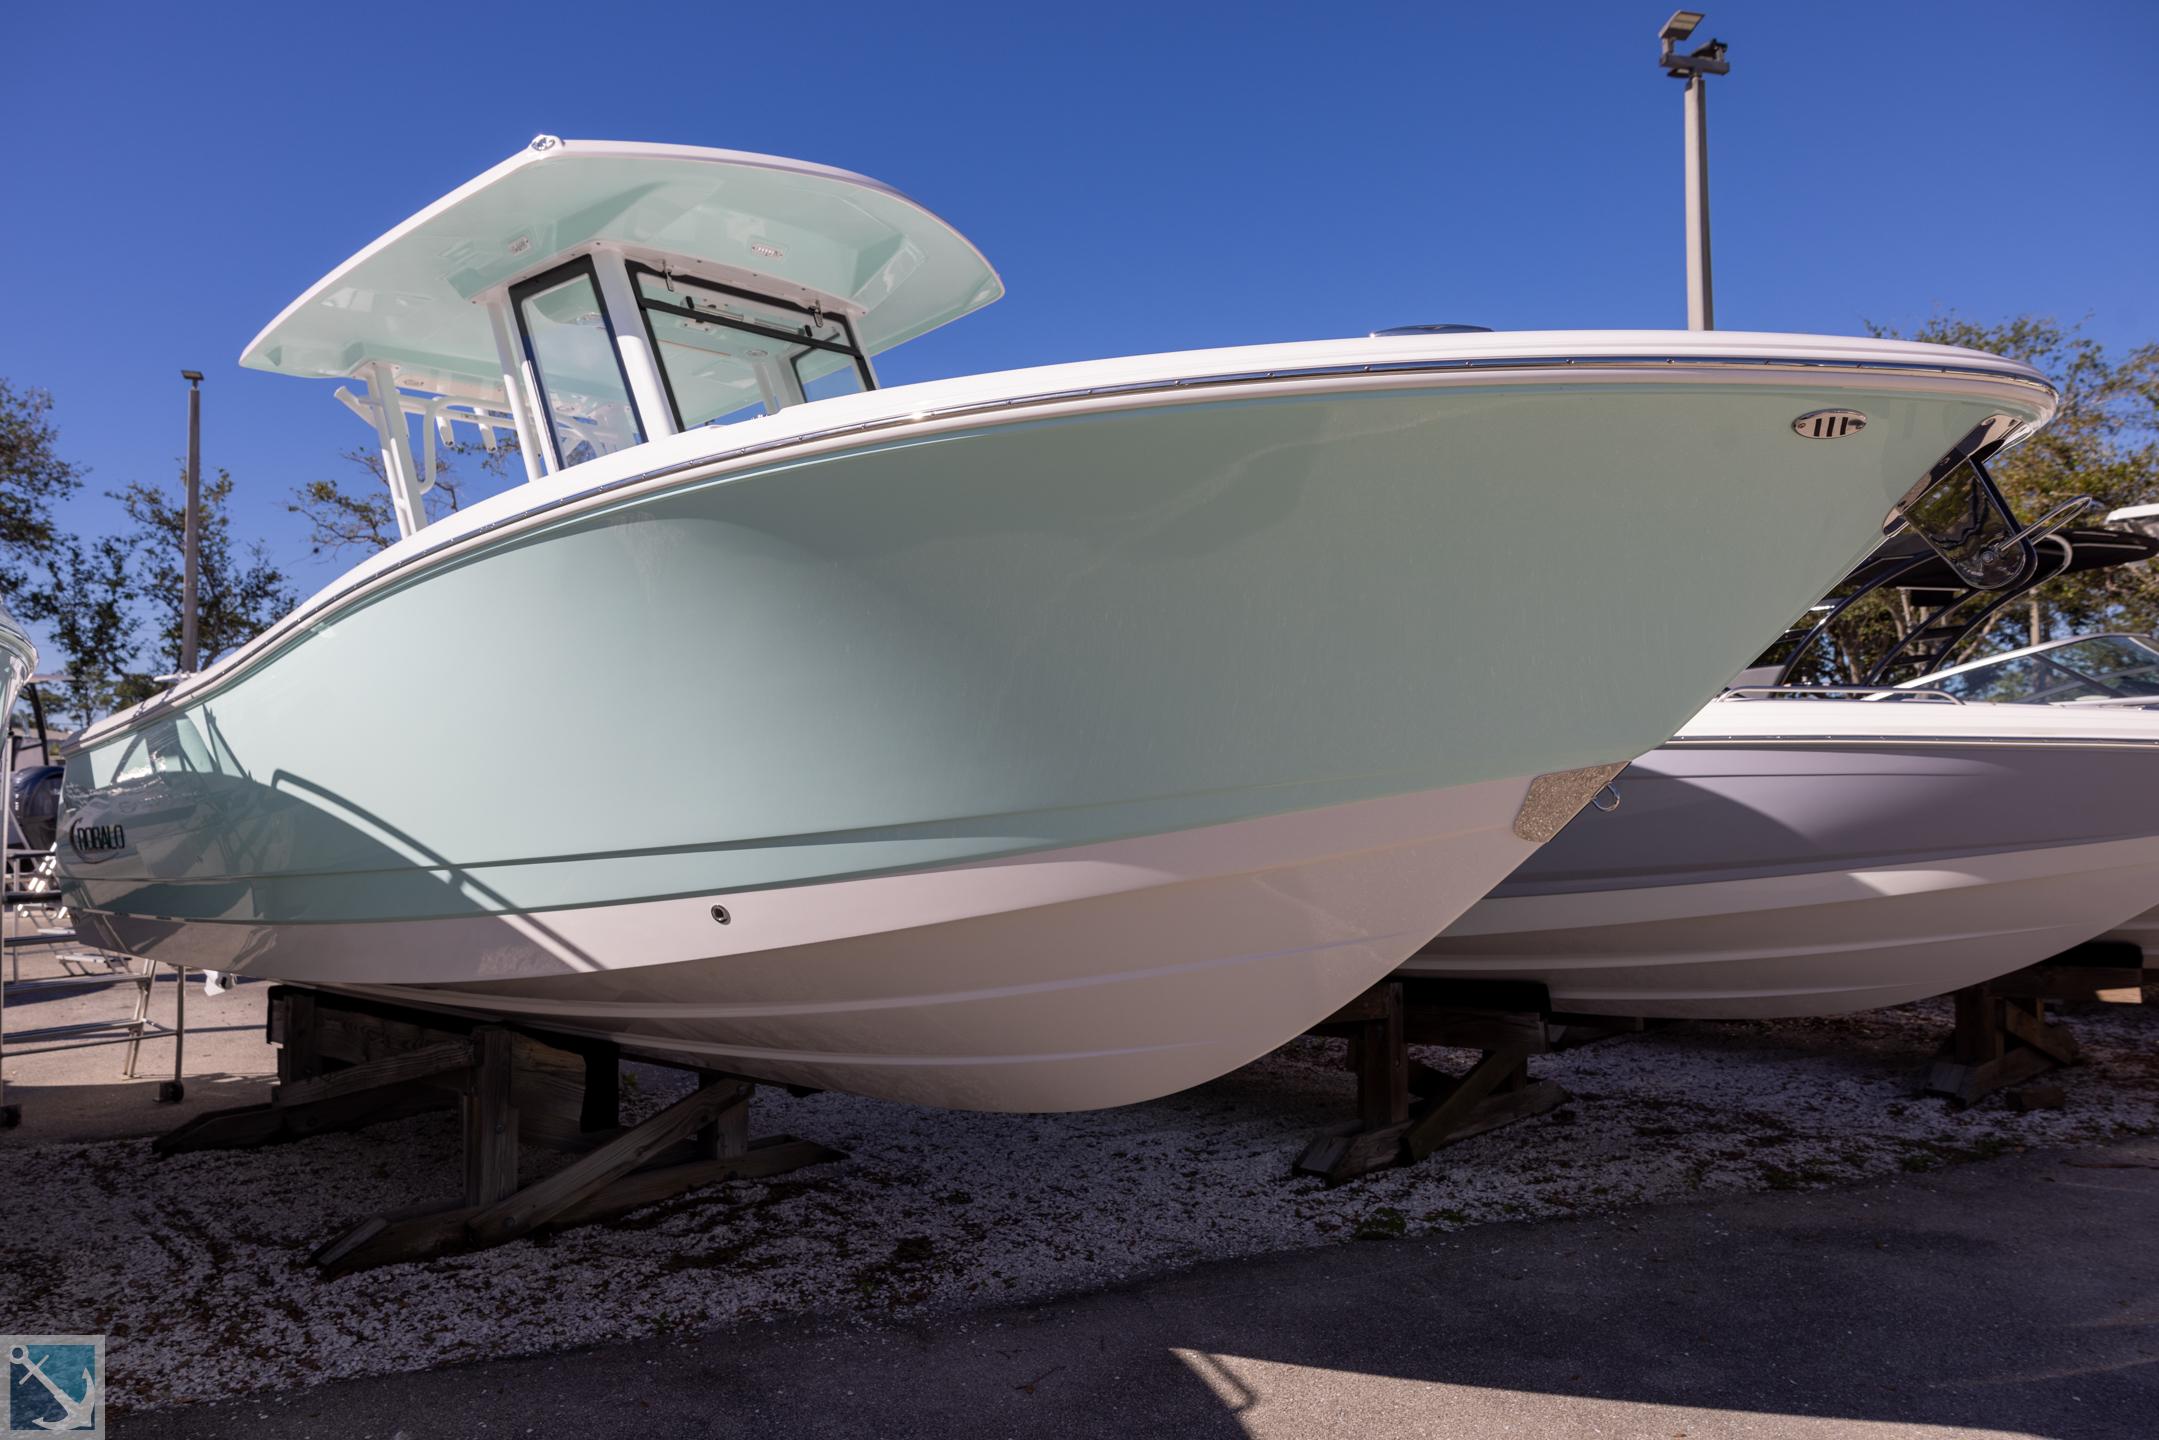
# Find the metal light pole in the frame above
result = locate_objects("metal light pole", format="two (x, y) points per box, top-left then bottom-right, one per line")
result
(1660, 12), (1729, 331)
(179, 370), (203, 673)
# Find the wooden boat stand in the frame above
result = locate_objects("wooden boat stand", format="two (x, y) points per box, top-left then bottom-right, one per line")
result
(1925, 941), (2155, 1108)
(155, 985), (842, 1275)
(1295, 979), (1572, 1185)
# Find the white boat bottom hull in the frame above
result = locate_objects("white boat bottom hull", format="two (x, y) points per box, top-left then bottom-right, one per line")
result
(83, 777), (1556, 1111)
(1399, 835), (2159, 1019)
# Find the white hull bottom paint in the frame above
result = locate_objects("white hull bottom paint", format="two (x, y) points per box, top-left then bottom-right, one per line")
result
(82, 777), (1553, 1111)
(1399, 835), (2159, 1019)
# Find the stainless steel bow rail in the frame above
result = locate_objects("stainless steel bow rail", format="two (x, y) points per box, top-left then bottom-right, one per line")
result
(0, 897), (189, 1129)
(154, 985), (843, 1274)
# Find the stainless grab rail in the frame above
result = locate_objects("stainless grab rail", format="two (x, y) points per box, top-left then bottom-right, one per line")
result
(1719, 686), (1964, 704)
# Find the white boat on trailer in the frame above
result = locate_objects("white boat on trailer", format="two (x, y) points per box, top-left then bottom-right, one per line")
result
(56, 137), (2060, 1110)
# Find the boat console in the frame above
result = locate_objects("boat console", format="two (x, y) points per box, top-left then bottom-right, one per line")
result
(241, 136), (1001, 536)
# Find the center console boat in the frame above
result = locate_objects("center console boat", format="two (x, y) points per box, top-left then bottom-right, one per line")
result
(55, 137), (2060, 1107)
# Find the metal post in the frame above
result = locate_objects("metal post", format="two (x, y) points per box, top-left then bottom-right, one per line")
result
(179, 371), (204, 672)
(486, 298), (551, 482)
(364, 361), (430, 537)
(1660, 13), (1728, 332)
(1683, 75), (1713, 331)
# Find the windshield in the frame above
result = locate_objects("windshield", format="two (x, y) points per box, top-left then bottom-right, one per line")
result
(1932, 635), (2159, 703)
(2046, 635), (2159, 694)
(631, 266), (872, 428)
(510, 260), (646, 468)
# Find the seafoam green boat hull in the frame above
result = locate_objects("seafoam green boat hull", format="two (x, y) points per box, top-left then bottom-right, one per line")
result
(54, 357), (2052, 1108)
(61, 374), (2035, 931)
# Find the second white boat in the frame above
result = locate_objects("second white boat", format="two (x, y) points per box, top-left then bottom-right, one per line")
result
(1406, 693), (2159, 1017)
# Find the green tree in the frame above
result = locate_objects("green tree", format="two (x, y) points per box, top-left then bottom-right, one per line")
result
(0, 378), (85, 572)
(1783, 315), (2159, 683)
(117, 468), (297, 673)
(15, 535), (151, 728)
(289, 438), (519, 559)
(1868, 314), (2159, 659)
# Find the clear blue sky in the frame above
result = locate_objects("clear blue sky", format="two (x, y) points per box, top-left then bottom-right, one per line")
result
(5, 0), (2156, 657)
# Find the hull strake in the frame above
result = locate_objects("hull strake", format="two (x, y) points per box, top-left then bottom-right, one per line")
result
(77, 778), (1545, 1112)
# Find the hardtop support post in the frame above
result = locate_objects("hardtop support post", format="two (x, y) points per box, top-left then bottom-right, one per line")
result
(362, 360), (430, 536)
(486, 296), (551, 482)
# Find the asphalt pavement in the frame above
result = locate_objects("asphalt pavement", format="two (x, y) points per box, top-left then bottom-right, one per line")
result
(118, 1136), (2159, 1440)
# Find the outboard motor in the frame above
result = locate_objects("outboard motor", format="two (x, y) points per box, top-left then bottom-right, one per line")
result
(11, 763), (63, 852)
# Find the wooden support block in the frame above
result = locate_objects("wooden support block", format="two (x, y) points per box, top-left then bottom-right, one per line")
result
(1356, 984), (1409, 1132)
(1948, 986), (2000, 1065)
(1294, 1074), (1568, 1186)
(316, 1005), (463, 1068)
(277, 988), (320, 1084)
(166, 984), (850, 1275)
(1405, 1049), (1528, 1163)
(462, 1028), (519, 1207)
(1294, 1123), (1409, 1185)
(1451, 1077), (1565, 1141)
(1925, 1045), (2056, 1109)
(505, 1033), (599, 1149)
(313, 1135), (843, 1276)
(274, 1038), (474, 1108)
(1998, 999), (2082, 1066)
(465, 1075), (748, 1245)
(154, 1081), (454, 1155)
(692, 1070), (752, 1161)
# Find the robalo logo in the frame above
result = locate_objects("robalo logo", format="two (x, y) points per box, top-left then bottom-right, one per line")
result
(68, 823), (126, 854)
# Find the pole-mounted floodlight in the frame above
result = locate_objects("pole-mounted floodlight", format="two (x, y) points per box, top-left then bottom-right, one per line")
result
(1659, 11), (1728, 331)
(179, 370), (204, 674)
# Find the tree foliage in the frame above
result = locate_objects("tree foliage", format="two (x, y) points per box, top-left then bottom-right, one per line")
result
(1787, 315), (2159, 683)
(116, 467), (297, 675)
(0, 379), (84, 568)
(289, 438), (518, 559)
(15, 535), (150, 728)
(0, 380), (307, 732)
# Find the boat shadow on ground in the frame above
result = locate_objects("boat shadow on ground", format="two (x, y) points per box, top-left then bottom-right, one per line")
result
(14, 1001), (2159, 1427)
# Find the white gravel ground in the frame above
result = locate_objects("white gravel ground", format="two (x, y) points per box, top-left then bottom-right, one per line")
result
(6, 998), (2157, 1412)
